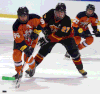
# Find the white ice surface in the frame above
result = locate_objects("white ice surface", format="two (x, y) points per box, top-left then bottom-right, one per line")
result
(0, 18), (100, 94)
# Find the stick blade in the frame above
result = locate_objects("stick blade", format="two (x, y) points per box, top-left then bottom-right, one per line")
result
(2, 76), (15, 80)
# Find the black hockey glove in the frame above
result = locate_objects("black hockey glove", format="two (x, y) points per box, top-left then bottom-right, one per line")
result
(30, 31), (38, 40)
(24, 47), (34, 57)
(42, 27), (52, 36)
(38, 37), (50, 46)
(93, 30), (100, 37)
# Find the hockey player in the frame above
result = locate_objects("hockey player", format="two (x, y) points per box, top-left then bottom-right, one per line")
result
(65, 4), (100, 58)
(12, 7), (45, 79)
(25, 3), (87, 77)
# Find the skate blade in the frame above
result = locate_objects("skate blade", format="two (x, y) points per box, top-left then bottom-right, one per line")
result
(15, 84), (20, 88)
(25, 73), (30, 78)
(63, 56), (71, 60)
(12, 78), (21, 83)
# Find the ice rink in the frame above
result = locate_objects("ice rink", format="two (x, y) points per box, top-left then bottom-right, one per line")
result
(0, 18), (100, 94)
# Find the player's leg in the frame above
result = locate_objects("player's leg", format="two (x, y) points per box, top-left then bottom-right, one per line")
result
(78, 30), (94, 50)
(12, 41), (23, 79)
(74, 36), (81, 45)
(64, 36), (81, 59)
(13, 49), (23, 79)
(64, 51), (70, 58)
(65, 29), (81, 58)
(61, 38), (87, 76)
(25, 42), (56, 77)
(24, 54), (36, 77)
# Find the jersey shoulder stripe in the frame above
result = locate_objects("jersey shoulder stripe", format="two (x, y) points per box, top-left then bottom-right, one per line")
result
(29, 14), (41, 20)
(61, 15), (71, 26)
(43, 9), (54, 18)
(13, 19), (21, 31)
(77, 11), (86, 19)
(13, 14), (42, 31)
(91, 13), (98, 18)
(46, 9), (54, 15)
(64, 15), (71, 21)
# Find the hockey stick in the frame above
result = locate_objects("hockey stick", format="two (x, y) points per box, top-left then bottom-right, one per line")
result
(2, 40), (36, 88)
(86, 33), (100, 37)
(15, 39), (35, 88)
(2, 39), (34, 81)
(2, 56), (28, 88)
(2, 57), (27, 81)
(87, 34), (95, 36)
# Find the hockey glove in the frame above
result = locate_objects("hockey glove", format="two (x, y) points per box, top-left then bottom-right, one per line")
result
(30, 30), (39, 40)
(42, 27), (52, 37)
(38, 37), (50, 46)
(93, 30), (100, 37)
(20, 45), (34, 57)
(24, 47), (34, 57)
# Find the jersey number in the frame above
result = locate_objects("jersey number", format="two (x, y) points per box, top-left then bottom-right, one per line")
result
(61, 26), (70, 33)
(14, 33), (20, 39)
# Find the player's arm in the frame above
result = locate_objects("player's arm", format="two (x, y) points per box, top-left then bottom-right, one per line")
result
(30, 17), (45, 40)
(91, 14), (100, 37)
(42, 9), (54, 36)
(91, 15), (99, 32)
(43, 9), (54, 23)
(37, 10), (54, 46)
(72, 16), (80, 28)
(13, 21), (26, 45)
(72, 13), (83, 33)
(28, 16), (46, 47)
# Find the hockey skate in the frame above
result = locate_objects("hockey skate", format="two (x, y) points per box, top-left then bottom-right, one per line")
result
(13, 72), (23, 79)
(64, 52), (70, 60)
(25, 64), (37, 77)
(12, 72), (23, 83)
(65, 52), (70, 58)
(25, 68), (30, 75)
(78, 69), (87, 76)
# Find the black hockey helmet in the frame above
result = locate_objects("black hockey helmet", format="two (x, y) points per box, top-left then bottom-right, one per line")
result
(55, 3), (66, 12)
(86, 4), (95, 17)
(17, 6), (29, 16)
(54, 3), (66, 20)
(86, 4), (95, 11)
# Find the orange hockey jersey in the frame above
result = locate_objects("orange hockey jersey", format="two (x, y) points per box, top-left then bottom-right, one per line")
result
(72, 11), (99, 31)
(13, 14), (45, 48)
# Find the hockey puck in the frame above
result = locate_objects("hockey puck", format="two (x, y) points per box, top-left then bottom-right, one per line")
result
(2, 90), (7, 93)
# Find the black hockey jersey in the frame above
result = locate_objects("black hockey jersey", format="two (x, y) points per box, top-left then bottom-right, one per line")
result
(43, 9), (72, 38)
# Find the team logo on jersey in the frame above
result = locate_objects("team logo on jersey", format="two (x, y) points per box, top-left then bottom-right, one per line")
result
(49, 25), (59, 32)
(58, 24), (61, 28)
(23, 24), (33, 41)
(80, 22), (89, 29)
